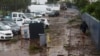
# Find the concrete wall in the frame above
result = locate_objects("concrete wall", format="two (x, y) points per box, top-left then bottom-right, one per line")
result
(81, 13), (100, 50)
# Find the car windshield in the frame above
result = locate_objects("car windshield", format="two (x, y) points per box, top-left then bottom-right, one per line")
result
(2, 21), (17, 26)
(24, 13), (33, 18)
(0, 22), (5, 25)
(35, 12), (41, 15)
(0, 26), (9, 30)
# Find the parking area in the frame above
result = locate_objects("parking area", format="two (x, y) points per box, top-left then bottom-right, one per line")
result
(0, 8), (100, 56)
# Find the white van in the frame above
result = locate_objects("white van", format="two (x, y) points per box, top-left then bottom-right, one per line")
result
(31, 18), (50, 28)
(28, 5), (49, 16)
(11, 12), (31, 26)
(0, 26), (13, 40)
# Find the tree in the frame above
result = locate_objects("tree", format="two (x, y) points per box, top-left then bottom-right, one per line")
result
(46, 0), (60, 4)
(74, 0), (89, 9)
(82, 1), (100, 20)
(0, 0), (31, 11)
(93, 1), (100, 20)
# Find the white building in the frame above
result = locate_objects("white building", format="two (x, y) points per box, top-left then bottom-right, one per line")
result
(89, 0), (98, 3)
(31, 0), (47, 4)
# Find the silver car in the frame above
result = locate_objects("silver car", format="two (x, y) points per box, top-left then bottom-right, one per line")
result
(1, 21), (20, 35)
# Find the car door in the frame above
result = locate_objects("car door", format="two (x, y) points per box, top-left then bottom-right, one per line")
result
(14, 18), (24, 26)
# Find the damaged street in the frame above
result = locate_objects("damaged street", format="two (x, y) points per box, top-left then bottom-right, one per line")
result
(47, 8), (100, 56)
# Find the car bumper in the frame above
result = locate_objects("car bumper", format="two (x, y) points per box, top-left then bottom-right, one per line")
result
(0, 34), (13, 40)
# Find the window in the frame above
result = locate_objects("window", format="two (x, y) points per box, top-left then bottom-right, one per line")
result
(13, 14), (17, 17)
(22, 15), (25, 19)
(19, 14), (22, 17)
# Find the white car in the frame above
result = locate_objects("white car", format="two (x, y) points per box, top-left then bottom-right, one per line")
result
(31, 18), (50, 28)
(32, 12), (42, 17)
(0, 26), (13, 40)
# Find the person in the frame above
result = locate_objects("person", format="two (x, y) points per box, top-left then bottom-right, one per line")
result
(80, 22), (88, 34)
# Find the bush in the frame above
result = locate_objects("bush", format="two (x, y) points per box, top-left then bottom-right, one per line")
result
(85, 4), (95, 14)
(94, 4), (100, 20)
(82, 1), (100, 21)
(74, 0), (89, 9)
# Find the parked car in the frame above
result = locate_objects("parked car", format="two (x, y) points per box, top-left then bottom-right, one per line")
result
(10, 12), (31, 26)
(0, 25), (13, 40)
(60, 4), (67, 10)
(31, 18), (50, 28)
(24, 13), (34, 20)
(1, 21), (20, 35)
(0, 22), (11, 29)
(32, 12), (42, 17)
(48, 10), (60, 17)
(60, 3), (67, 10)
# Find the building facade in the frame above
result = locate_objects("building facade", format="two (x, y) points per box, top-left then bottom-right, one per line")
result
(89, 0), (98, 3)
(31, 0), (47, 4)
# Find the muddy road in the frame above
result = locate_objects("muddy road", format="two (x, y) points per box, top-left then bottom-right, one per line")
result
(47, 8), (100, 56)
(0, 8), (100, 56)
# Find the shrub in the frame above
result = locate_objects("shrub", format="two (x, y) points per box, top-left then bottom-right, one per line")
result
(82, 1), (100, 21)
(74, 0), (89, 9)
(94, 3), (100, 20)
(85, 4), (95, 14)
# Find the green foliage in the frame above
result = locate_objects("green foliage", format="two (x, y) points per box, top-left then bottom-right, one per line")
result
(82, 1), (100, 20)
(86, 4), (95, 14)
(46, 0), (59, 4)
(81, 3), (95, 13)
(95, 5), (100, 20)
(74, 0), (89, 9)
(0, 0), (31, 11)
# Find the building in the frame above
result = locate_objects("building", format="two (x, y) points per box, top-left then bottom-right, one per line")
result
(59, 0), (74, 3)
(31, 0), (47, 4)
(88, 0), (98, 3)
